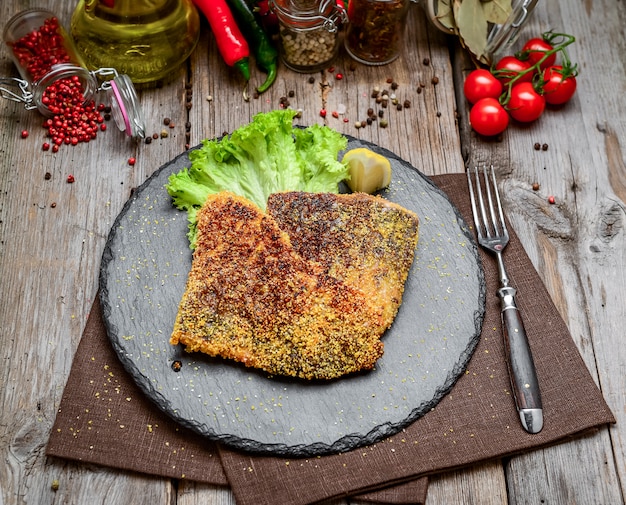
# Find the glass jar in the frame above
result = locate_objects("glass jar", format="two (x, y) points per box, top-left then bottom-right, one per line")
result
(270, 0), (346, 73)
(344, 0), (411, 65)
(2, 8), (145, 139)
(70, 0), (200, 84)
(421, 0), (539, 64)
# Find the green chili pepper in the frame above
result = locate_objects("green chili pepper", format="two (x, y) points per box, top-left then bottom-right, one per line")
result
(226, 0), (278, 93)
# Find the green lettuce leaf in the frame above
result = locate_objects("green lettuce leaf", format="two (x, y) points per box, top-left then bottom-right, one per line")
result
(166, 109), (349, 248)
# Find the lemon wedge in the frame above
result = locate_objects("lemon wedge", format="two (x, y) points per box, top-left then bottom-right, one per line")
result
(343, 148), (392, 194)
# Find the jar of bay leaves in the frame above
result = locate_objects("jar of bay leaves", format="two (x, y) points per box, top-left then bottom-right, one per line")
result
(344, 0), (411, 65)
(421, 0), (539, 64)
(270, 0), (347, 72)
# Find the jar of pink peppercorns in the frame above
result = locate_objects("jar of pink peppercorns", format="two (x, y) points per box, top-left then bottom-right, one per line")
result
(2, 9), (145, 139)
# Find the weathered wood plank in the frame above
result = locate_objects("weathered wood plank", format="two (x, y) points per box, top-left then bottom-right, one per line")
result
(453, 0), (626, 503)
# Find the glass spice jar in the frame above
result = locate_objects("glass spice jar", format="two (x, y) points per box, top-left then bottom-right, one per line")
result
(2, 8), (145, 139)
(269, 0), (347, 73)
(421, 0), (539, 63)
(344, 0), (411, 66)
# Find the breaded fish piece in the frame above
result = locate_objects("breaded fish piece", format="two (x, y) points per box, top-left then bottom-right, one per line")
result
(170, 192), (385, 380)
(267, 191), (419, 331)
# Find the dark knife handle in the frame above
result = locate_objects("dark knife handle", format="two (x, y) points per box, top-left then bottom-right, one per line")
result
(498, 285), (543, 433)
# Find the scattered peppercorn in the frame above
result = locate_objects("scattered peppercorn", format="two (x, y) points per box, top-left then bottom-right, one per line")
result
(379, 119), (389, 128)
(44, 172), (51, 180)
(332, 111), (339, 118)
(349, 62), (357, 71)
(171, 360), (182, 372)
(67, 174), (75, 183)
(548, 195), (555, 204)
(160, 130), (168, 138)
(396, 103), (403, 111)
(432, 76), (439, 85)
(21, 130), (29, 139)
(145, 137), (152, 144)
(416, 87), (422, 94)
(532, 182), (540, 191)
(403, 99), (411, 108)
(128, 157), (136, 166)
(51, 479), (59, 491)
(378, 110), (384, 118)
(335, 73), (343, 80)
(169, 122), (175, 129)
(391, 82), (398, 90)
(163, 117), (171, 125)
(423, 57), (430, 65)
(542, 143), (549, 151)
(288, 90), (295, 97)
(152, 133), (159, 140)
(308, 76), (315, 84)
(534, 142), (541, 150)
(42, 142), (50, 151)
(320, 109), (327, 118)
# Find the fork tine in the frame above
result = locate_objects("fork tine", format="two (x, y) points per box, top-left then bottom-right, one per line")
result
(466, 167), (484, 240)
(474, 166), (492, 238)
(486, 165), (509, 240)
(483, 166), (500, 237)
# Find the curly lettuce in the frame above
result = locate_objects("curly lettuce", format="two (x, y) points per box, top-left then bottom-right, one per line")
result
(166, 109), (349, 248)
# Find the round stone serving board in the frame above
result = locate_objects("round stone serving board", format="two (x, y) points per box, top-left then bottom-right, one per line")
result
(99, 137), (486, 457)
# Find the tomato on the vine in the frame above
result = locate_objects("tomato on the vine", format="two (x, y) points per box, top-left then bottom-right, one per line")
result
(520, 38), (556, 69)
(507, 82), (546, 122)
(463, 69), (503, 104)
(469, 98), (509, 136)
(541, 65), (577, 105)
(493, 56), (534, 85)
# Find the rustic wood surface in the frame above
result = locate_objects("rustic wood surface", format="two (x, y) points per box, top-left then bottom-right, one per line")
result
(1, 0), (624, 504)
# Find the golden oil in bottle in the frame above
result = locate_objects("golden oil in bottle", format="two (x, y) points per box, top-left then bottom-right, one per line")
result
(70, 0), (200, 84)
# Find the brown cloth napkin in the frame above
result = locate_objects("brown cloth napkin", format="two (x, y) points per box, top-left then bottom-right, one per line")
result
(47, 173), (615, 505)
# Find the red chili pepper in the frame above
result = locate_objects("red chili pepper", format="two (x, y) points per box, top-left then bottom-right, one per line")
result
(193, 0), (251, 81)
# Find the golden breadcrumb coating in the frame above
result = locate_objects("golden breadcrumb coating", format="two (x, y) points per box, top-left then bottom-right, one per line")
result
(170, 192), (389, 380)
(267, 191), (419, 331)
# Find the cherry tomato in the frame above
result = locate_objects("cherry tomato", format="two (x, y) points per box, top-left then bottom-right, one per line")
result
(520, 38), (556, 69)
(463, 69), (503, 104)
(541, 65), (577, 105)
(469, 98), (509, 136)
(507, 82), (546, 122)
(493, 56), (533, 85)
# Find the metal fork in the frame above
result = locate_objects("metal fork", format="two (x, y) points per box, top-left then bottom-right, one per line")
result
(467, 166), (543, 434)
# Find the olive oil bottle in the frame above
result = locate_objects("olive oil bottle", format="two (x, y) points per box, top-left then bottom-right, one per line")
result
(70, 0), (200, 84)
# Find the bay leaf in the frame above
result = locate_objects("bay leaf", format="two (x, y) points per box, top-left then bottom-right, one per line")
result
(482, 0), (513, 24)
(435, 0), (457, 32)
(455, 0), (489, 61)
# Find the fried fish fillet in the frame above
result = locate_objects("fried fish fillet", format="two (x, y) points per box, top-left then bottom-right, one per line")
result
(170, 191), (387, 380)
(267, 191), (419, 331)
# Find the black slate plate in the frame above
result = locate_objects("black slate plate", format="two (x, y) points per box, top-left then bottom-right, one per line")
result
(99, 137), (486, 457)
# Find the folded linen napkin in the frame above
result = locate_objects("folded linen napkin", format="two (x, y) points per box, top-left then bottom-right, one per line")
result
(47, 173), (614, 505)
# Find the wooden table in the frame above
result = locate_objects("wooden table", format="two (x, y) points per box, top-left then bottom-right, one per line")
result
(1, 0), (624, 503)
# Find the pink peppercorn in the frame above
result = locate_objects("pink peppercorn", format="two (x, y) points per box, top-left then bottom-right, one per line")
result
(128, 157), (136, 166)
(319, 109), (327, 118)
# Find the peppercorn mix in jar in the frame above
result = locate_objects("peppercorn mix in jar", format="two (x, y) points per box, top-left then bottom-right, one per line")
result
(345, 0), (410, 65)
(270, 0), (345, 72)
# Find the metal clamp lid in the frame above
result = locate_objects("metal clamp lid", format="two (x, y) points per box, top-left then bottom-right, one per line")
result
(270, 0), (347, 32)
